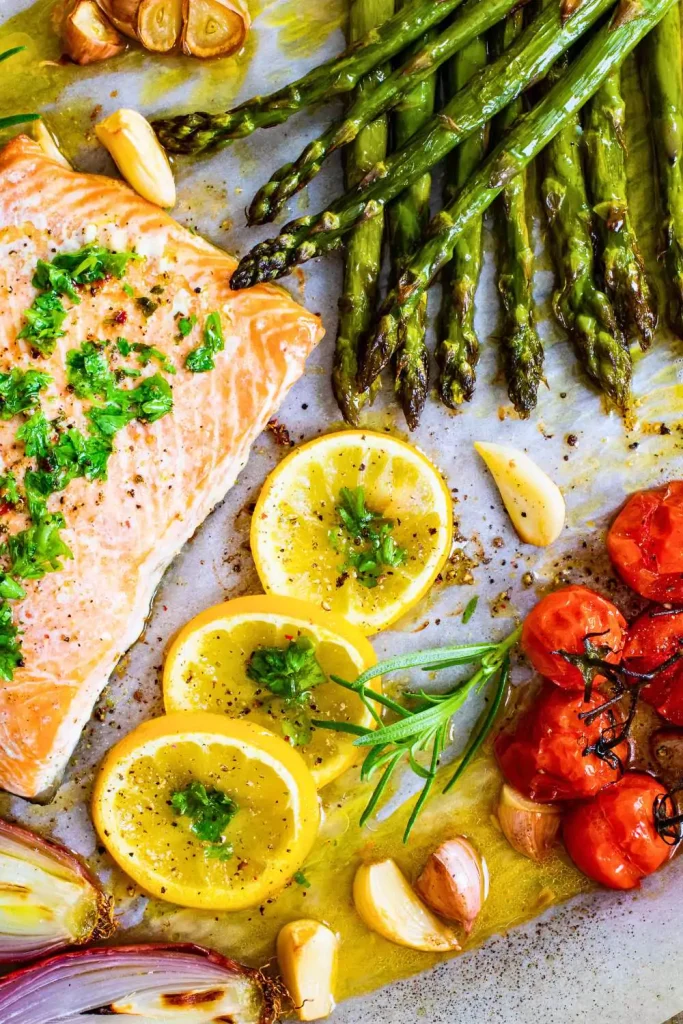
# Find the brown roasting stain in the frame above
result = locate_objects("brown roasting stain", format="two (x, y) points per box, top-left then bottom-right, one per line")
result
(162, 988), (226, 1007)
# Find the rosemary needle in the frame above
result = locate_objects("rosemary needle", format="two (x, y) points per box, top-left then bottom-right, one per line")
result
(314, 624), (521, 841)
(0, 48), (39, 133)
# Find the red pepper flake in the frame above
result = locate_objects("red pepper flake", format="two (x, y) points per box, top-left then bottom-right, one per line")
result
(113, 309), (127, 325)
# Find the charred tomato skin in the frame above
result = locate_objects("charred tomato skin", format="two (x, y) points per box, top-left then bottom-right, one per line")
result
(607, 481), (683, 602)
(623, 607), (683, 725)
(563, 773), (671, 889)
(521, 585), (626, 690)
(494, 683), (629, 803)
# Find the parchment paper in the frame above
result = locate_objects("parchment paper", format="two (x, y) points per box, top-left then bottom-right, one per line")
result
(1, 1), (683, 1020)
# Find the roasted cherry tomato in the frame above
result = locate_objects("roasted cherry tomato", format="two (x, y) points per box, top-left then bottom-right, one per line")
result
(607, 481), (683, 602)
(521, 585), (626, 690)
(494, 682), (628, 802)
(563, 773), (671, 889)
(622, 607), (683, 725)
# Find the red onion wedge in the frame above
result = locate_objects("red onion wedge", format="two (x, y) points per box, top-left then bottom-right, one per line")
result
(0, 943), (281, 1023)
(0, 818), (114, 963)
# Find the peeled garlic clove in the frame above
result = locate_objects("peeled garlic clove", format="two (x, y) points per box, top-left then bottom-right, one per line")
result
(97, 0), (142, 37)
(95, 109), (176, 208)
(474, 441), (565, 547)
(63, 0), (126, 64)
(138, 0), (183, 51)
(277, 919), (338, 1021)
(415, 837), (488, 934)
(497, 785), (562, 862)
(181, 0), (251, 58)
(353, 859), (460, 953)
(32, 122), (72, 169)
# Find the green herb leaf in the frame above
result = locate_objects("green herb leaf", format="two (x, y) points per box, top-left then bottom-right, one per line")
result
(462, 596), (479, 624)
(16, 412), (52, 459)
(4, 512), (72, 580)
(18, 292), (68, 355)
(185, 312), (224, 372)
(130, 343), (176, 374)
(330, 486), (407, 589)
(177, 313), (197, 338)
(116, 338), (132, 356)
(171, 780), (237, 859)
(136, 297), (159, 318)
(123, 283), (135, 299)
(0, 599), (23, 682)
(66, 342), (116, 400)
(293, 870), (310, 887)
(50, 244), (141, 286)
(0, 471), (21, 510)
(247, 637), (326, 702)
(0, 369), (51, 420)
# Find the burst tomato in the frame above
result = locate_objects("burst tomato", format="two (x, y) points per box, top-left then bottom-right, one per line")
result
(494, 682), (628, 802)
(521, 585), (626, 690)
(622, 607), (683, 725)
(563, 773), (671, 889)
(607, 481), (683, 602)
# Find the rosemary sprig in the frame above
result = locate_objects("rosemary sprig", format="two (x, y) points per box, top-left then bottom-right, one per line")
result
(0, 48), (39, 132)
(314, 625), (521, 841)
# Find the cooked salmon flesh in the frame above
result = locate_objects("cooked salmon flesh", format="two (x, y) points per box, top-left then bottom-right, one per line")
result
(0, 136), (323, 800)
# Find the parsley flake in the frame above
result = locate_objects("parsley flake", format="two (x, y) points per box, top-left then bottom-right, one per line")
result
(247, 637), (326, 747)
(329, 487), (407, 589)
(171, 780), (237, 860)
(3, 512), (72, 581)
(18, 292), (68, 355)
(177, 313), (197, 338)
(0, 369), (51, 420)
(66, 342), (116, 400)
(0, 601), (23, 682)
(185, 312), (224, 373)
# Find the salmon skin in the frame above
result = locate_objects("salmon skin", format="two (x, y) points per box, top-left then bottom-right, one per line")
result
(0, 136), (323, 800)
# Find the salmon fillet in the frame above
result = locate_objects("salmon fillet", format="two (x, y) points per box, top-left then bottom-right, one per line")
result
(0, 136), (324, 800)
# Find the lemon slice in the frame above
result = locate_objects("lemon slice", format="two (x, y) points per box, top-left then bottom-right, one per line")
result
(163, 596), (378, 789)
(250, 431), (453, 634)
(92, 713), (319, 910)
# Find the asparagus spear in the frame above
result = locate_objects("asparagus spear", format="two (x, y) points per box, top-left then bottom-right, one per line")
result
(248, 0), (523, 226)
(584, 69), (657, 348)
(152, 0), (466, 154)
(436, 37), (488, 409)
(491, 12), (544, 416)
(387, 13), (437, 430)
(231, 0), (617, 290)
(356, 0), (675, 394)
(332, 0), (395, 425)
(540, 65), (631, 408)
(641, 4), (683, 336)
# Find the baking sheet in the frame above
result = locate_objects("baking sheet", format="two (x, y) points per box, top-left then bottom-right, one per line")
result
(1, 1), (683, 1020)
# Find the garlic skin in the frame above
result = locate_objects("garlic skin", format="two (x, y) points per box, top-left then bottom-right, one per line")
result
(64, 0), (126, 64)
(353, 859), (460, 952)
(95, 109), (176, 208)
(497, 784), (561, 862)
(474, 442), (565, 547)
(415, 837), (488, 934)
(277, 919), (337, 1021)
(32, 122), (72, 169)
(97, 0), (142, 38)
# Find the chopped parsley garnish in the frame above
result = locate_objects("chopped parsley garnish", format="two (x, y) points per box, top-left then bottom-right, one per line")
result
(115, 338), (132, 356)
(16, 411), (51, 459)
(0, 471), (21, 509)
(462, 596), (479, 624)
(171, 780), (237, 861)
(177, 313), (197, 338)
(88, 373), (173, 437)
(329, 486), (407, 589)
(18, 292), (68, 355)
(122, 283), (135, 299)
(293, 870), (310, 887)
(115, 339), (175, 374)
(0, 369), (51, 420)
(185, 312), (224, 373)
(0, 601), (23, 682)
(20, 244), (141, 357)
(136, 296), (159, 318)
(3, 512), (72, 581)
(66, 342), (115, 400)
(247, 637), (326, 747)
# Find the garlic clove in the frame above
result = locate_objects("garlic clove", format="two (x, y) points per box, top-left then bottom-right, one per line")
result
(32, 122), (72, 169)
(95, 109), (176, 208)
(181, 0), (251, 59)
(415, 837), (488, 934)
(97, 0), (142, 38)
(497, 784), (561, 862)
(63, 0), (126, 64)
(277, 919), (338, 1022)
(474, 442), (565, 548)
(138, 0), (183, 51)
(353, 859), (460, 953)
